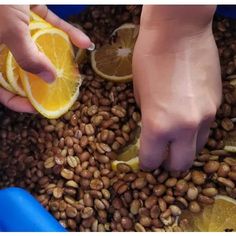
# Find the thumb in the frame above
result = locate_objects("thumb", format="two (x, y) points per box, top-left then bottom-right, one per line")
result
(3, 26), (56, 83)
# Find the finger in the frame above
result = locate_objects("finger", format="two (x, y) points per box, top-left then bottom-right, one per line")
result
(3, 24), (56, 83)
(164, 132), (198, 172)
(139, 123), (168, 171)
(31, 5), (92, 48)
(0, 87), (36, 113)
(196, 121), (212, 152)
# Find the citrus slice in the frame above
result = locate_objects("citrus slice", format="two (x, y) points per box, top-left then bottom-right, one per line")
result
(29, 20), (52, 36)
(117, 138), (140, 162)
(0, 45), (16, 93)
(5, 21), (51, 97)
(180, 195), (236, 232)
(91, 23), (139, 82)
(6, 52), (25, 96)
(20, 28), (81, 119)
(30, 11), (45, 23)
(112, 125), (141, 170)
(112, 140), (140, 172)
(112, 156), (139, 172)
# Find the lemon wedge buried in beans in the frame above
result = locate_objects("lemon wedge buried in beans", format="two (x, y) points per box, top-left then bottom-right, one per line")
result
(91, 23), (139, 82)
(0, 45), (16, 93)
(112, 130), (140, 171)
(180, 195), (236, 232)
(6, 21), (51, 97)
(117, 138), (140, 162)
(20, 28), (82, 119)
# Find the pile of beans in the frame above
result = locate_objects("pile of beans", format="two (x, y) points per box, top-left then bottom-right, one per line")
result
(0, 6), (235, 232)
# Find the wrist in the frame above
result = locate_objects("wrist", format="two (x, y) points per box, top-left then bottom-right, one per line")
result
(139, 5), (215, 53)
(140, 5), (216, 31)
(137, 6), (216, 54)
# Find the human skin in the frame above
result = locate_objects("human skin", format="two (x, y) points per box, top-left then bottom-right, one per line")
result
(0, 5), (91, 112)
(132, 5), (222, 171)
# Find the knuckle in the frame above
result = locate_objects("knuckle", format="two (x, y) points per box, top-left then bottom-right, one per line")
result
(202, 106), (217, 123)
(8, 24), (26, 39)
(182, 117), (200, 130)
(202, 112), (215, 123)
(143, 118), (169, 137)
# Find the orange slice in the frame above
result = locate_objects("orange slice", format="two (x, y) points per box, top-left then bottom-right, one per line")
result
(180, 195), (236, 232)
(30, 11), (45, 23)
(6, 21), (51, 97)
(0, 45), (16, 93)
(20, 28), (81, 119)
(91, 23), (139, 82)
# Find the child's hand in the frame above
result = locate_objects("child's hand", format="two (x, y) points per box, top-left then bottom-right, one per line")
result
(133, 6), (222, 172)
(0, 5), (91, 112)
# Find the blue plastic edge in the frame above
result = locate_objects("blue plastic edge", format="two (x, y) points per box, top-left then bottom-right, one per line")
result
(47, 5), (236, 20)
(216, 5), (236, 19)
(48, 5), (88, 20)
(0, 187), (66, 232)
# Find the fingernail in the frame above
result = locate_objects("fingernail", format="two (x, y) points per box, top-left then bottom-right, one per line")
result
(87, 42), (95, 51)
(37, 71), (55, 83)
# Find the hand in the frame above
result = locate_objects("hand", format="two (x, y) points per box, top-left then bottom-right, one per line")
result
(0, 5), (92, 113)
(133, 6), (222, 171)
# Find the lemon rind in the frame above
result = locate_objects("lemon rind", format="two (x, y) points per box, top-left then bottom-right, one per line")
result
(6, 52), (26, 97)
(0, 72), (16, 93)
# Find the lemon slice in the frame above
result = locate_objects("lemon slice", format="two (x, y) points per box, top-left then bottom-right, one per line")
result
(0, 45), (16, 93)
(117, 138), (140, 162)
(112, 127), (140, 171)
(91, 23), (139, 82)
(112, 125), (141, 171)
(180, 195), (236, 232)
(20, 28), (81, 119)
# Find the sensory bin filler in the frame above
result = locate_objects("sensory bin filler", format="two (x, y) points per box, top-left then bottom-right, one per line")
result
(0, 5), (234, 232)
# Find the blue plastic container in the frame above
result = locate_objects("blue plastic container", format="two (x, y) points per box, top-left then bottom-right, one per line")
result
(48, 5), (88, 20)
(216, 5), (236, 19)
(0, 187), (66, 232)
(48, 5), (236, 21)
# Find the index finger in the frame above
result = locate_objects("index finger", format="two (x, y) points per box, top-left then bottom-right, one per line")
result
(31, 5), (92, 49)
